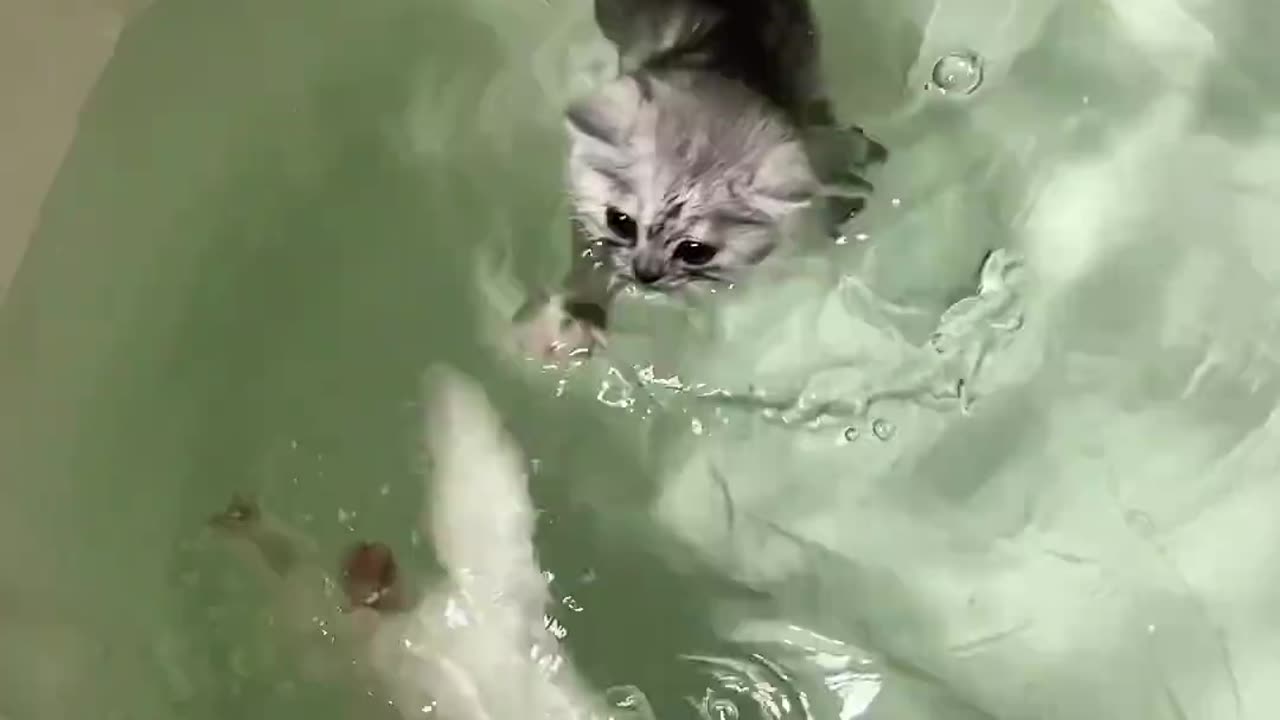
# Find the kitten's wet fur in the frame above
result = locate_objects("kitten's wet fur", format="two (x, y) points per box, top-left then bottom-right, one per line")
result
(550, 0), (886, 334)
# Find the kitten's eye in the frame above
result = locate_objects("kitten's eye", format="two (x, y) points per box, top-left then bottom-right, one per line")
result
(604, 207), (637, 242)
(673, 240), (718, 266)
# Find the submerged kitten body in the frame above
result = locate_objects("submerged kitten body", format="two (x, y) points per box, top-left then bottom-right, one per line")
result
(210, 368), (607, 719)
(515, 0), (885, 361)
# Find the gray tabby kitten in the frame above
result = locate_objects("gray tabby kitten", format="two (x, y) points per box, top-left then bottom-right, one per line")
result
(515, 0), (885, 360)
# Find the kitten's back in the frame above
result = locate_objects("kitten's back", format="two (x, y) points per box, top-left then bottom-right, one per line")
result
(594, 0), (828, 122)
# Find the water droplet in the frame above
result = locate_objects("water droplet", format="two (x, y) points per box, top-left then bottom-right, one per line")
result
(931, 51), (984, 95)
(872, 419), (896, 441)
(890, 197), (902, 207)
(843, 427), (860, 443)
(835, 235), (849, 245)
(606, 686), (656, 719)
(854, 232), (870, 242)
(691, 418), (704, 435)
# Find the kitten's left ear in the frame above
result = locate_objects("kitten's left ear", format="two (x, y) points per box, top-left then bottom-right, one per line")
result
(565, 75), (646, 149)
(750, 141), (819, 216)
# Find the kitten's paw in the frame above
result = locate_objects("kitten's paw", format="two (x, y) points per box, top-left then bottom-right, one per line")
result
(805, 124), (887, 230)
(847, 124), (889, 168)
(511, 294), (606, 364)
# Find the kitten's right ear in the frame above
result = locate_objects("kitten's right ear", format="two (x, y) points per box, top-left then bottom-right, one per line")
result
(749, 140), (820, 216)
(565, 75), (646, 148)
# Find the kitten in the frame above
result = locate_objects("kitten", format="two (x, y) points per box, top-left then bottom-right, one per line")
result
(515, 0), (886, 361)
(210, 368), (610, 719)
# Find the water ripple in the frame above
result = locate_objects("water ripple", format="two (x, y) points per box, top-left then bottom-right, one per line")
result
(682, 652), (810, 720)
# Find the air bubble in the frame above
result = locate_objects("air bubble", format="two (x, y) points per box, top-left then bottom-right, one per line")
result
(843, 427), (860, 443)
(872, 419), (896, 441)
(931, 51), (984, 95)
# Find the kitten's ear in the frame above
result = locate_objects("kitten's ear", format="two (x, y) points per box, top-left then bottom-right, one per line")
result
(750, 140), (819, 216)
(565, 75), (645, 148)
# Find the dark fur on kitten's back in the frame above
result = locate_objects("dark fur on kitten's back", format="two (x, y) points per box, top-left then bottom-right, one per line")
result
(598, 0), (832, 125)
(514, 0), (884, 359)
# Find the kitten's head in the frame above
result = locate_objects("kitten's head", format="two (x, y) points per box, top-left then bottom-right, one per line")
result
(565, 73), (818, 291)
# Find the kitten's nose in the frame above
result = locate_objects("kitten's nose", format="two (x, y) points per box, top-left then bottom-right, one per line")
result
(632, 259), (663, 285)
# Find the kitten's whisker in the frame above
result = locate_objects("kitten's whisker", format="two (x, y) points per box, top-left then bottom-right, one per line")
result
(607, 273), (633, 293)
(689, 268), (730, 284)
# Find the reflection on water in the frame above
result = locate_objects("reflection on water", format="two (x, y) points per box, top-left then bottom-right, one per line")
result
(686, 653), (807, 720)
(606, 685), (659, 720)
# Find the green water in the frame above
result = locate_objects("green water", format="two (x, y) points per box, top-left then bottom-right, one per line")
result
(2, 0), (1279, 718)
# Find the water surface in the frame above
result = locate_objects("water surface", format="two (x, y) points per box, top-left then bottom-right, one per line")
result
(2, 0), (1279, 719)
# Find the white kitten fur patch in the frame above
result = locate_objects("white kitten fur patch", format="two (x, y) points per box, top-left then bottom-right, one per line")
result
(362, 366), (606, 720)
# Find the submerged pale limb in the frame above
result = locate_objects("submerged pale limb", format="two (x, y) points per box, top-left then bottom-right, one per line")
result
(356, 366), (613, 719)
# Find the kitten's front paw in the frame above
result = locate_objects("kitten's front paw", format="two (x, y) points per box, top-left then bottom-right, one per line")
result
(511, 294), (606, 364)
